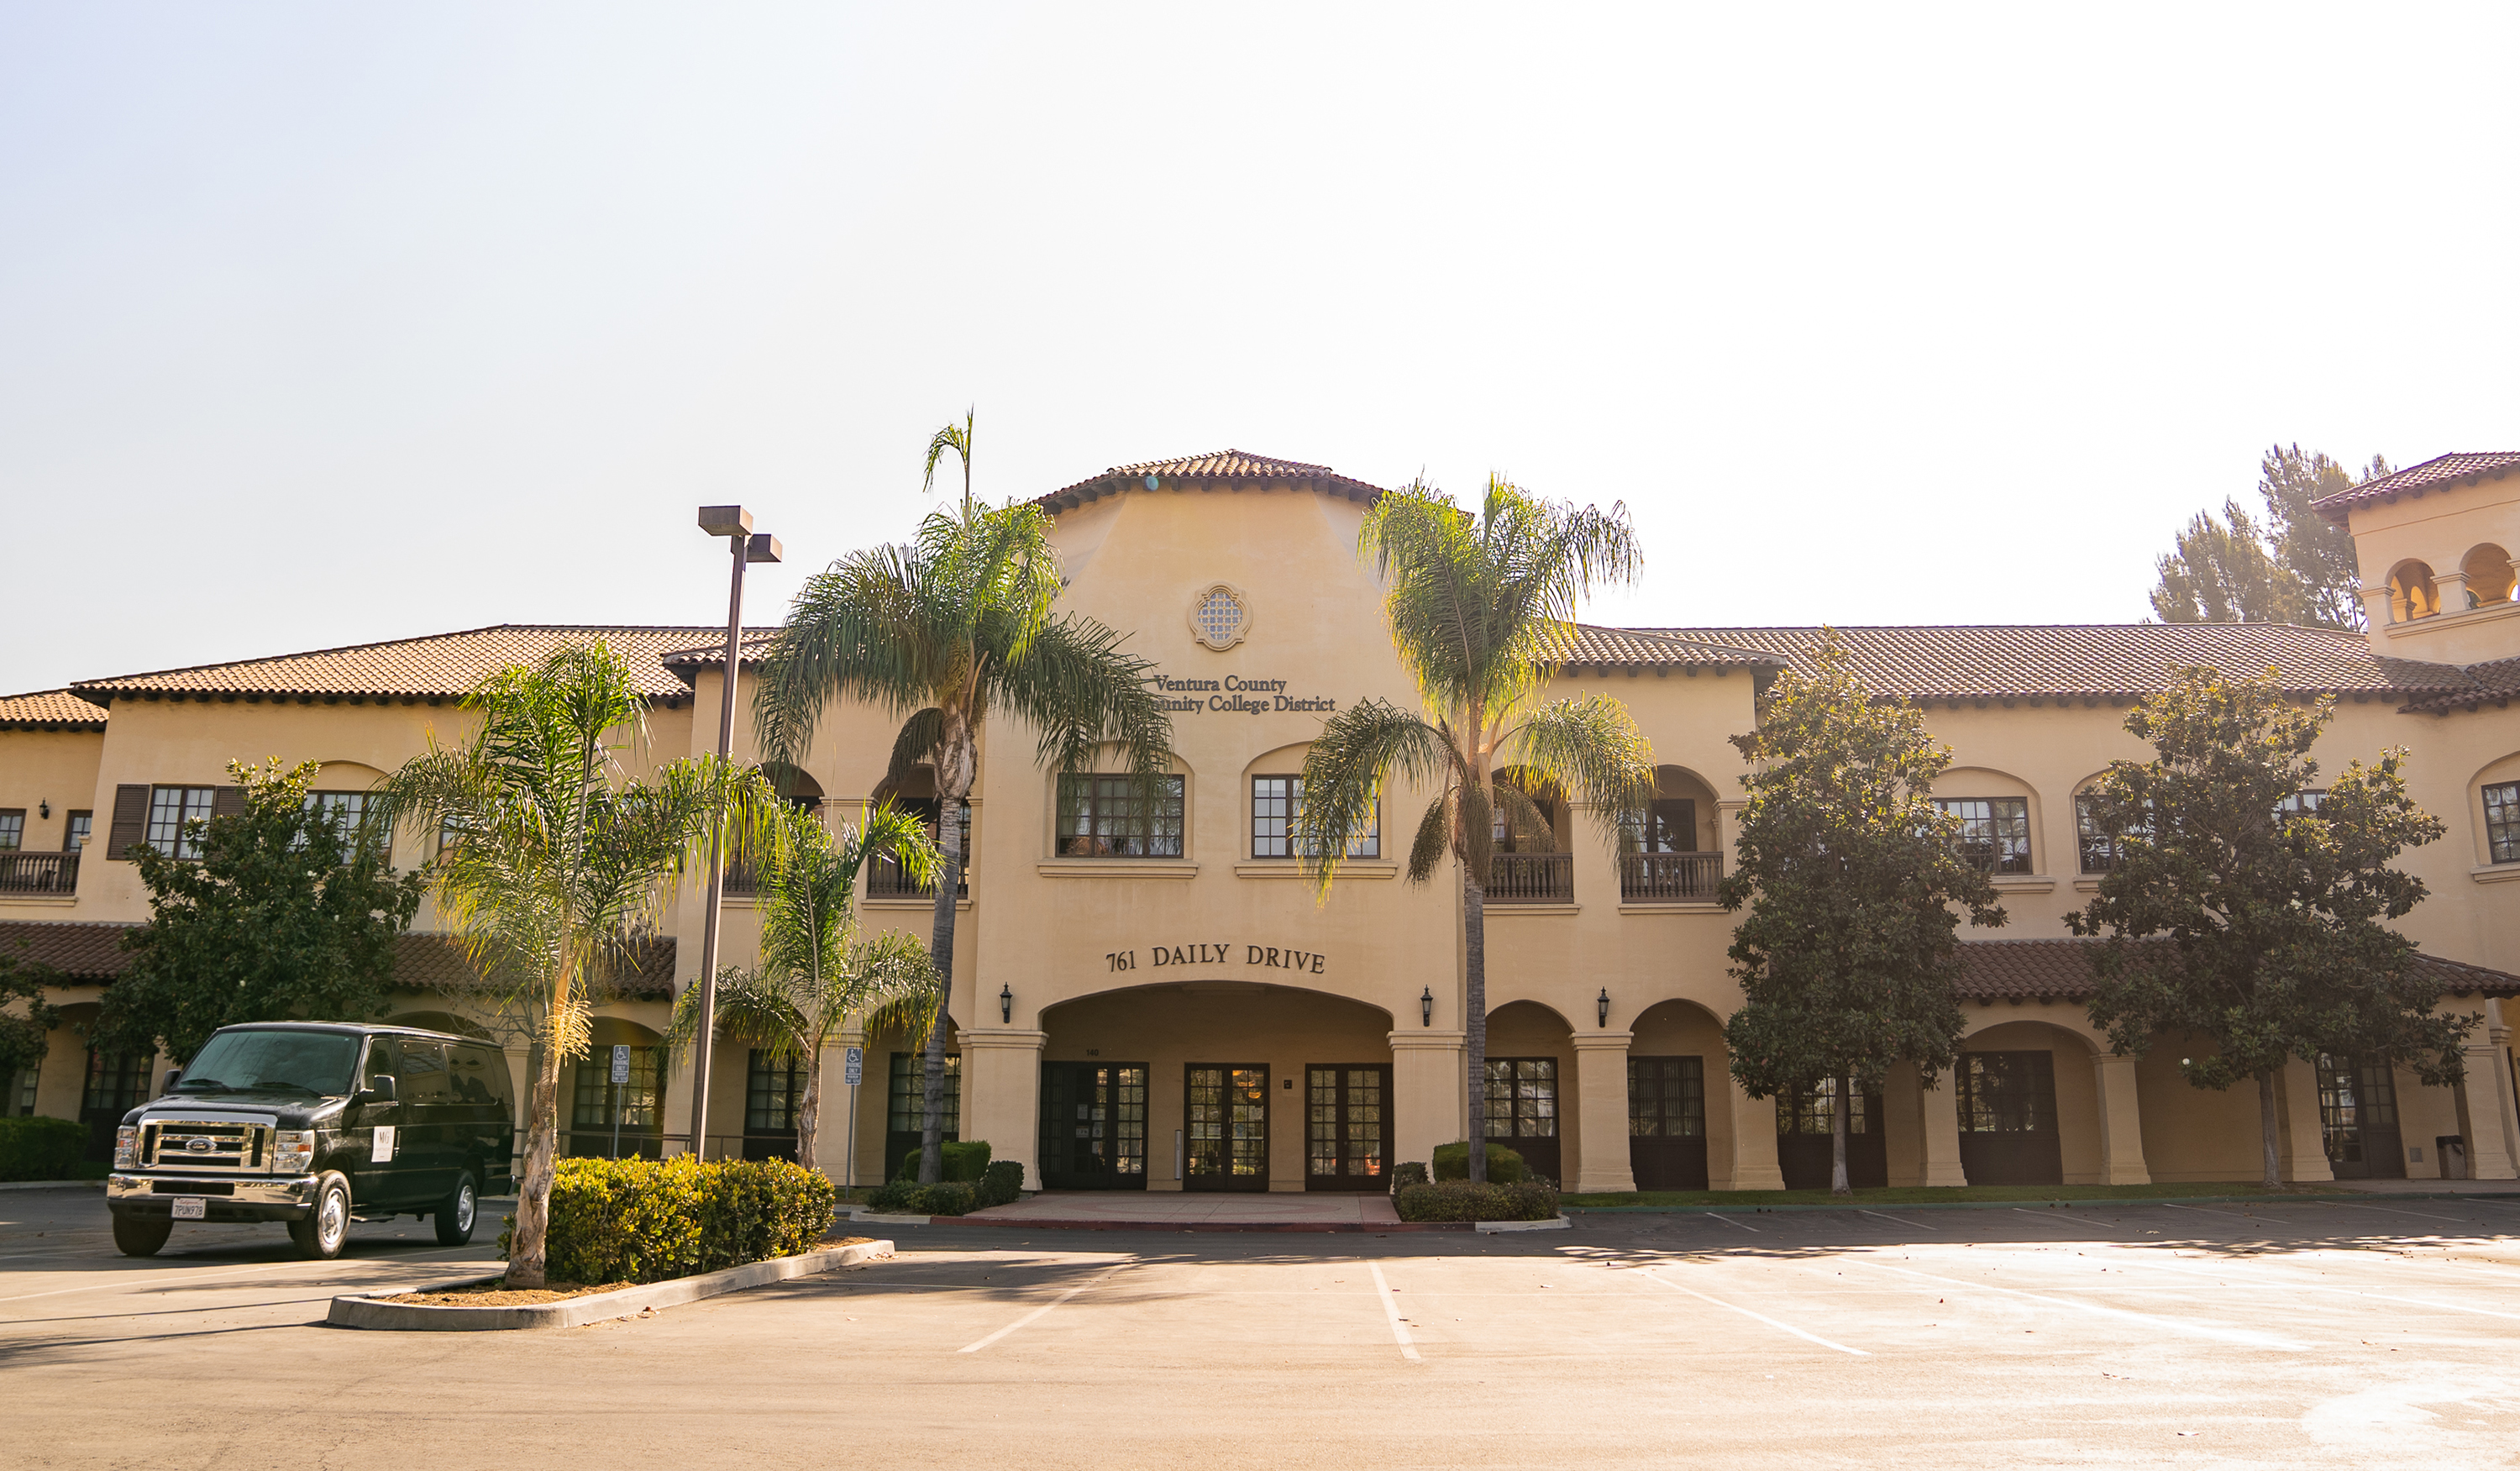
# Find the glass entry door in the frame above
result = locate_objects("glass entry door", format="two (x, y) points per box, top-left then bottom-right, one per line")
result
(1628, 1056), (1708, 1190)
(1039, 1062), (1148, 1190)
(2318, 1053), (2405, 1179)
(1185, 1064), (1269, 1191)
(1305, 1065), (1389, 1192)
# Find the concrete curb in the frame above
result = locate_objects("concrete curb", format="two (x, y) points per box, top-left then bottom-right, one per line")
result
(1565, 1192), (2520, 1216)
(0, 1179), (107, 1193)
(1477, 1214), (1572, 1233)
(943, 1216), (1469, 1233)
(851, 1212), (938, 1227)
(325, 1239), (893, 1331)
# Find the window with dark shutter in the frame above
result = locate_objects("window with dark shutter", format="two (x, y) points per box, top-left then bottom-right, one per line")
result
(104, 785), (150, 860)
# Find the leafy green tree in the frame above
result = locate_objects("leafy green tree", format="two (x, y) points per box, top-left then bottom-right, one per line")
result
(752, 412), (1173, 1186)
(1295, 475), (1656, 1185)
(380, 642), (778, 1288)
(2067, 665), (2467, 1188)
(670, 800), (941, 1172)
(2151, 444), (2392, 629)
(0, 946), (64, 1085)
(96, 759), (424, 1066)
(1718, 633), (2006, 1195)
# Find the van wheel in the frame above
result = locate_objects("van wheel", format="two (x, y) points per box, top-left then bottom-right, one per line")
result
(289, 1174), (351, 1259)
(113, 1214), (172, 1258)
(433, 1173), (478, 1246)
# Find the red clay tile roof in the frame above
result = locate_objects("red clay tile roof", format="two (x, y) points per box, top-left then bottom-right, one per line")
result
(1036, 449), (1387, 514)
(2397, 655), (2520, 715)
(0, 920), (676, 996)
(2311, 451), (2520, 520)
(1564, 626), (1783, 672)
(1639, 624), (2480, 702)
(68, 626), (738, 708)
(0, 688), (108, 731)
(1956, 938), (2520, 1001)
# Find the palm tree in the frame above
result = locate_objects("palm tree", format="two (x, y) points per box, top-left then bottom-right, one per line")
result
(752, 412), (1173, 1185)
(670, 800), (942, 1174)
(1295, 476), (1655, 1185)
(381, 642), (779, 1288)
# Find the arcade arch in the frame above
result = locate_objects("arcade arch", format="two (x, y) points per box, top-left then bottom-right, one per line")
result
(1956, 1018), (2103, 1185)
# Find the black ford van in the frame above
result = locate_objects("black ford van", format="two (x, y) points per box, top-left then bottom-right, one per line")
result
(105, 1022), (516, 1259)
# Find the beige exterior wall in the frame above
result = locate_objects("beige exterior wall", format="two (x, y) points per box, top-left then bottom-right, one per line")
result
(2347, 478), (2520, 666)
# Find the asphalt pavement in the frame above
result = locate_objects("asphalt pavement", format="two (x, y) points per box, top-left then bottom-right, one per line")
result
(10, 1185), (2520, 1468)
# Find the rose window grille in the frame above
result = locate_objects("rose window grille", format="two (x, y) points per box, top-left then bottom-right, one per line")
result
(1195, 588), (1247, 649)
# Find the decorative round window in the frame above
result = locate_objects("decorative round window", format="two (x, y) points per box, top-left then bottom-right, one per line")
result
(1189, 584), (1252, 651)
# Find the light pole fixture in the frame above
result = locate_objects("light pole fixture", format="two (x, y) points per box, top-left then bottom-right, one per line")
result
(999, 985), (1013, 1024)
(686, 504), (780, 1158)
(1420, 986), (1434, 1027)
(1597, 988), (1611, 1028)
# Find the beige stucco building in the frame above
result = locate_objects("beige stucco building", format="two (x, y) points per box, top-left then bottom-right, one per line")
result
(5, 448), (2518, 1197)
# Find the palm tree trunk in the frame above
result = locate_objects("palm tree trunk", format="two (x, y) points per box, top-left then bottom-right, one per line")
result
(1830, 1077), (1851, 1197)
(509, 987), (565, 1288)
(919, 791), (963, 1186)
(795, 1045), (822, 1172)
(2258, 1068), (2281, 1190)
(1463, 867), (1489, 1185)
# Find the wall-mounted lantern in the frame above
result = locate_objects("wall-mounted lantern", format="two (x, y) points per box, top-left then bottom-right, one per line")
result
(999, 985), (1014, 1024)
(1597, 988), (1611, 1028)
(1420, 986), (1435, 1027)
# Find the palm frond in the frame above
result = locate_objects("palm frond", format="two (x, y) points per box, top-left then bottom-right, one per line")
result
(1295, 699), (1456, 891)
(992, 612), (1173, 780)
(1406, 793), (1454, 884)
(1505, 692), (1658, 847)
(885, 708), (948, 792)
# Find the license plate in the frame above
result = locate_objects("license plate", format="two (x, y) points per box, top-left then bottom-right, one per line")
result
(171, 1197), (206, 1220)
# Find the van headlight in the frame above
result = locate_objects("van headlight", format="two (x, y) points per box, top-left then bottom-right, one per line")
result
(113, 1126), (139, 1169)
(272, 1131), (316, 1176)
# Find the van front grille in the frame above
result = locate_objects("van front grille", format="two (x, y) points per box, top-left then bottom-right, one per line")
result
(140, 1120), (270, 1172)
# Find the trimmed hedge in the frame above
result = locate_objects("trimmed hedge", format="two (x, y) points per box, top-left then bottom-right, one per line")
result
(869, 1157), (1026, 1217)
(1394, 1179), (1560, 1223)
(0, 1116), (85, 1182)
(892, 1138), (992, 1182)
(1390, 1161), (1431, 1195)
(514, 1155), (837, 1285)
(1431, 1141), (1530, 1184)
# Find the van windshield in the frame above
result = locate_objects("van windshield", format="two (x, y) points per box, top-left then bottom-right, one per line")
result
(175, 1032), (361, 1096)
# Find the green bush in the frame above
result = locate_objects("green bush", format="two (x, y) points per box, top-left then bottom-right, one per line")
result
(1394, 1179), (1560, 1222)
(891, 1138), (991, 1182)
(978, 1159), (1024, 1207)
(869, 1179), (979, 1216)
(0, 1116), (85, 1182)
(515, 1155), (837, 1284)
(1389, 1161), (1430, 1195)
(1431, 1141), (1529, 1184)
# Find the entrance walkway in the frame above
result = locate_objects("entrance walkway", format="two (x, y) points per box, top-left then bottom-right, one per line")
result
(954, 1191), (1412, 1232)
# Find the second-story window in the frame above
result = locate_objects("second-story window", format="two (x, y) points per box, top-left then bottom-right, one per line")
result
(2276, 790), (2326, 817)
(304, 791), (385, 854)
(1250, 775), (1379, 859)
(2486, 781), (2520, 865)
(0, 811), (21, 851)
(144, 786), (218, 860)
(1936, 796), (2032, 875)
(65, 811), (91, 851)
(1058, 774), (1184, 858)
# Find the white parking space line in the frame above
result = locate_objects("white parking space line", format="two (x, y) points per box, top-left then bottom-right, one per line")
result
(1856, 1258), (2309, 1349)
(2159, 1202), (2261, 1222)
(2323, 1201), (2473, 1226)
(1858, 1210), (1936, 1231)
(955, 1260), (1130, 1353)
(1704, 1213), (1761, 1232)
(1637, 1267), (1869, 1356)
(0, 1247), (494, 1308)
(1368, 1263), (1420, 1363)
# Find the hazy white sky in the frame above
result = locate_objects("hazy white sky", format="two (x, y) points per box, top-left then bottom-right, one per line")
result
(5, 4), (2517, 692)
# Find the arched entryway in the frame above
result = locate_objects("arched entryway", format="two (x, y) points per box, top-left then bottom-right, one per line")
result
(1041, 983), (1394, 1192)
(1627, 999), (1728, 1190)
(561, 1017), (668, 1159)
(1957, 1020), (2102, 1185)
(1485, 1000), (1572, 1185)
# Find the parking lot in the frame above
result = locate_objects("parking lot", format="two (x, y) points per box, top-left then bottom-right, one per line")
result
(10, 1185), (2520, 1468)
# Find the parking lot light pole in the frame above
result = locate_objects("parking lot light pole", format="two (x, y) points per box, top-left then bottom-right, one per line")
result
(690, 505), (780, 1158)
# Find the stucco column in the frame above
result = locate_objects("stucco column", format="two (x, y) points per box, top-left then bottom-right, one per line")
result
(1389, 1030), (1466, 1170)
(1720, 1077), (1786, 1190)
(2358, 583), (2395, 628)
(2278, 1058), (2334, 1183)
(2454, 1034), (2518, 1180)
(1569, 1031), (1635, 1193)
(2433, 567), (2473, 613)
(958, 1027), (1046, 1190)
(1568, 801), (1619, 906)
(2091, 1053), (2151, 1185)
(1916, 1066), (1968, 1187)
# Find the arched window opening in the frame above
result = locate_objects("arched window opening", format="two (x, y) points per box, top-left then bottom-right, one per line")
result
(2460, 544), (2515, 607)
(2389, 561), (2439, 622)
